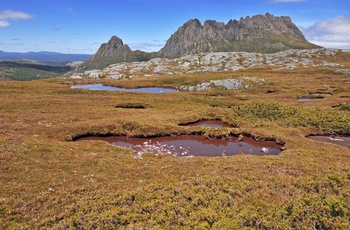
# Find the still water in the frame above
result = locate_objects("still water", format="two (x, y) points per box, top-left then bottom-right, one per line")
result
(71, 84), (179, 93)
(77, 135), (283, 157)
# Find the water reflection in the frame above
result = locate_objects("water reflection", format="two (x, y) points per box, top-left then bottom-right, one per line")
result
(71, 84), (179, 93)
(307, 135), (350, 148)
(297, 96), (324, 101)
(77, 135), (282, 157)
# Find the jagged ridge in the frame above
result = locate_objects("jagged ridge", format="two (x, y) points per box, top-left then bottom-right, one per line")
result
(81, 13), (320, 70)
(159, 13), (319, 58)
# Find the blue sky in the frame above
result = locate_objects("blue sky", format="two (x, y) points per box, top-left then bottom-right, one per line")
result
(0, 0), (349, 54)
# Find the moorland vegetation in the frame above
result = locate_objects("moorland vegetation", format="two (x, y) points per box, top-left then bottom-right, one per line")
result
(0, 49), (349, 229)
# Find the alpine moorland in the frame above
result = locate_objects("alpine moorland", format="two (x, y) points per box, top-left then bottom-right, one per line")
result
(0, 14), (349, 229)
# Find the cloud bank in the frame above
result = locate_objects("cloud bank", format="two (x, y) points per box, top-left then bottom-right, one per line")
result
(0, 10), (33, 28)
(303, 15), (350, 49)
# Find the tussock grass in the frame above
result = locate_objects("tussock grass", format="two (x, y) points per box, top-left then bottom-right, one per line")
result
(0, 51), (350, 229)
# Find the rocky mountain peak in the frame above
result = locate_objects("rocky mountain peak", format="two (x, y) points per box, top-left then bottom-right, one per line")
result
(90, 35), (131, 60)
(80, 35), (156, 70)
(157, 18), (207, 58)
(81, 13), (321, 70)
(183, 18), (202, 28)
(108, 35), (124, 48)
(159, 13), (319, 58)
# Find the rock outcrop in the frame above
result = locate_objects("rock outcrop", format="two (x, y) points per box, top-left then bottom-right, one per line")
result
(75, 48), (342, 81)
(81, 13), (321, 70)
(158, 13), (319, 58)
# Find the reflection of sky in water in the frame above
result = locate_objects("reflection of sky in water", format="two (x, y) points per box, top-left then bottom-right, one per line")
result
(111, 136), (281, 157)
(298, 97), (323, 101)
(308, 136), (350, 148)
(197, 124), (223, 128)
(71, 84), (179, 93)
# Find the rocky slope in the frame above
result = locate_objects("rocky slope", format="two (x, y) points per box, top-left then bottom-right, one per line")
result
(80, 13), (320, 70)
(71, 48), (350, 91)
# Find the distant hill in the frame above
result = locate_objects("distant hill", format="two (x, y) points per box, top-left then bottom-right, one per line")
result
(0, 51), (92, 66)
(0, 60), (73, 81)
(80, 13), (321, 70)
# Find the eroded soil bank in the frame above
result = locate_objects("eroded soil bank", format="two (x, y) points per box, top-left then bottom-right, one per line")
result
(178, 120), (233, 128)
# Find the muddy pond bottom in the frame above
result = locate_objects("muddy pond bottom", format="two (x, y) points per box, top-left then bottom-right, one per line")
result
(70, 84), (179, 93)
(307, 135), (350, 148)
(78, 135), (282, 157)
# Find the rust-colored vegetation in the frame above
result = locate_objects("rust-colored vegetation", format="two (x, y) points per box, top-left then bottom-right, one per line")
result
(0, 51), (350, 229)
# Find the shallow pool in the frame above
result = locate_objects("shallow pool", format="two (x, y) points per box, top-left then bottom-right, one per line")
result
(297, 96), (324, 101)
(71, 84), (179, 93)
(307, 135), (350, 148)
(76, 135), (283, 157)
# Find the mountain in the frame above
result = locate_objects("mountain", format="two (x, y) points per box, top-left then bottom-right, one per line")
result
(81, 13), (321, 70)
(0, 60), (73, 81)
(0, 51), (92, 66)
(80, 36), (157, 70)
(158, 13), (319, 58)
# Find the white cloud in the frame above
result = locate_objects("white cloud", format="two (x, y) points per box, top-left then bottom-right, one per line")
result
(0, 20), (10, 28)
(0, 10), (33, 28)
(268, 0), (305, 3)
(303, 15), (350, 49)
(0, 10), (33, 20)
